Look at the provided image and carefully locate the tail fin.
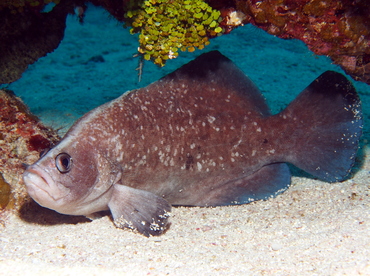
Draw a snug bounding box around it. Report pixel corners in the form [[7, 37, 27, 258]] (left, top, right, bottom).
[[280, 71, 362, 182]]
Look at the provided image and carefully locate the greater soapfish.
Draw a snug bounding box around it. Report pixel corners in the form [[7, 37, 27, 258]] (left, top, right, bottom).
[[23, 51, 363, 236]]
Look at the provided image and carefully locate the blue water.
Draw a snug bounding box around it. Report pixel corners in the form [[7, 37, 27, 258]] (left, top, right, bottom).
[[6, 4, 370, 141]]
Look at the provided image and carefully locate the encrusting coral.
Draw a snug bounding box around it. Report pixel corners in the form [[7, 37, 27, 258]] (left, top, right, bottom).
[[0, 90, 60, 215], [229, 0, 370, 85], [1, 0, 369, 85], [0, 0, 75, 84], [124, 0, 223, 66]]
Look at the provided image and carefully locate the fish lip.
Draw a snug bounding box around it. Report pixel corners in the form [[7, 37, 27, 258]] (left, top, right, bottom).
[[23, 164, 70, 203]]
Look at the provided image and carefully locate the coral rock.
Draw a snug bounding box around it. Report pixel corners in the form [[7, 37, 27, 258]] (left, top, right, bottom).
[[1, 0, 369, 85], [222, 0, 370, 84], [0, 0, 74, 84], [0, 90, 60, 213]]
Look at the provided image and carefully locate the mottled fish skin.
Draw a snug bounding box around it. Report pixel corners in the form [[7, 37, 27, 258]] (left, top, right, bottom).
[[23, 51, 363, 236]]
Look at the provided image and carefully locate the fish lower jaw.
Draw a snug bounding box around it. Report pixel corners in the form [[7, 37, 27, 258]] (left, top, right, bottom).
[[23, 171, 70, 205]]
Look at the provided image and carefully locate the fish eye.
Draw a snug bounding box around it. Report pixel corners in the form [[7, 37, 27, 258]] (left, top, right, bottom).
[[55, 153, 73, 173]]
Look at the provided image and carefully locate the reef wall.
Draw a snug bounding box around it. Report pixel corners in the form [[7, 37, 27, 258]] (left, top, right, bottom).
[[0, 90, 60, 214], [223, 0, 370, 85], [0, 0, 369, 85]]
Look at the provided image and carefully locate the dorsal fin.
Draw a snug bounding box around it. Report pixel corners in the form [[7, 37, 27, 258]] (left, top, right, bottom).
[[158, 50, 271, 117]]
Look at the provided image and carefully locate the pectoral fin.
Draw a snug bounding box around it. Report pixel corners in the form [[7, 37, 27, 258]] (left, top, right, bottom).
[[108, 184, 171, 237]]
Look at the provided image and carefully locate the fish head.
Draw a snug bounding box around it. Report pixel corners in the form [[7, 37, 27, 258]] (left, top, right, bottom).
[[23, 144, 121, 216]]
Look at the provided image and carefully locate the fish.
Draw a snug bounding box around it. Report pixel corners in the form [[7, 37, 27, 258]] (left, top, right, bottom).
[[23, 51, 363, 236]]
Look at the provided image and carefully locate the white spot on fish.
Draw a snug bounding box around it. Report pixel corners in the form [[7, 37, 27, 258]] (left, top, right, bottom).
[[197, 162, 202, 171], [207, 116, 216, 124], [233, 139, 242, 148], [117, 152, 124, 162]]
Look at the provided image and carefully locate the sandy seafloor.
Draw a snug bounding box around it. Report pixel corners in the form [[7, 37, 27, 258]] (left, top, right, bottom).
[[1, 4, 370, 275]]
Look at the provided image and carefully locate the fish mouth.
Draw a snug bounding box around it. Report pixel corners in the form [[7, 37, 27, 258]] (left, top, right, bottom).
[[23, 165, 70, 207]]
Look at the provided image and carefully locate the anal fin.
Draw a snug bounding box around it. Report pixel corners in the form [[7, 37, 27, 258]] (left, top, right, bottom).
[[108, 184, 171, 237]]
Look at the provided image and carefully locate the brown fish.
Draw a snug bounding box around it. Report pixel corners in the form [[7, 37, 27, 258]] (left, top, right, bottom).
[[23, 51, 362, 236]]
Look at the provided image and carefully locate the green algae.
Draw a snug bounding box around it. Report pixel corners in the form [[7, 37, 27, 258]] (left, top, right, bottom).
[[124, 0, 223, 66]]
